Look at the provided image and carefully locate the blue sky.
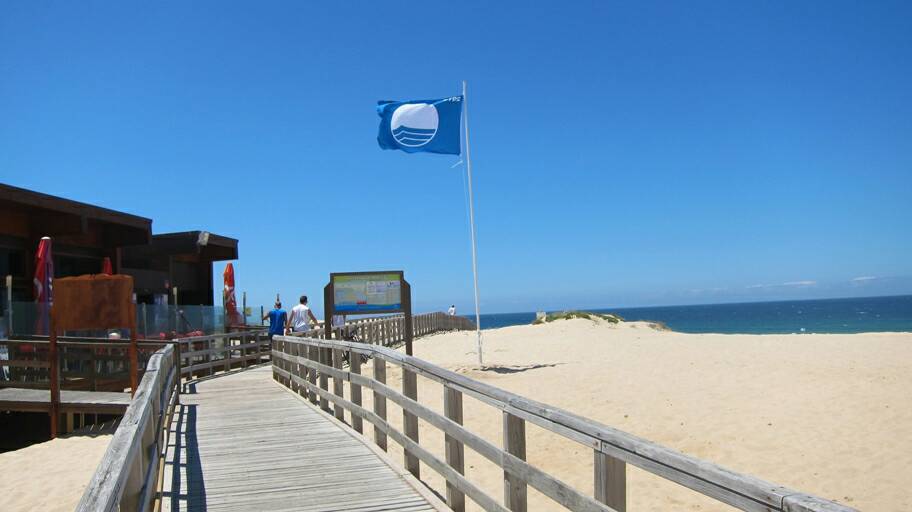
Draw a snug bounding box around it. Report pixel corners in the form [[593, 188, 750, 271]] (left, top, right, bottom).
[[2, 1, 910, 315]]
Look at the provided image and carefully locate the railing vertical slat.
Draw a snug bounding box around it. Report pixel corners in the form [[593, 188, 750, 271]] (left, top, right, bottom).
[[318, 347, 330, 412], [403, 367, 420, 478], [307, 343, 318, 404], [373, 355, 388, 450], [332, 347, 344, 421], [350, 349, 363, 433], [595, 449, 626, 511], [289, 339, 299, 394], [444, 385, 466, 512], [503, 412, 528, 512]]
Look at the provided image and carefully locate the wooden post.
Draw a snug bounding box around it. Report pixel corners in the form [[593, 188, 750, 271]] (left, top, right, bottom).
[[444, 385, 466, 512], [295, 343, 306, 398], [595, 450, 626, 511], [241, 333, 248, 369], [402, 281, 413, 355], [49, 310, 59, 438], [307, 344, 318, 404], [403, 367, 420, 478], [141, 302, 147, 339], [503, 412, 528, 511], [172, 286, 179, 333], [350, 349, 363, 433], [289, 340, 299, 394], [5, 275, 12, 335], [373, 356, 387, 450], [173, 342, 181, 404], [223, 335, 231, 374], [129, 304, 138, 395], [332, 347, 344, 421], [319, 347, 330, 412], [272, 337, 281, 383]]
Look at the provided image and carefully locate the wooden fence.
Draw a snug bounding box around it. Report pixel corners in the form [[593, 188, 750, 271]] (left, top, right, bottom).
[[76, 344, 179, 512], [1, 338, 171, 394], [0, 331, 270, 391], [288, 311, 475, 345], [271, 336, 857, 512], [176, 330, 270, 378]]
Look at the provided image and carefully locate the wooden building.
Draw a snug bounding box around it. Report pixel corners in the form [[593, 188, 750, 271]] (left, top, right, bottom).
[[0, 183, 237, 308]]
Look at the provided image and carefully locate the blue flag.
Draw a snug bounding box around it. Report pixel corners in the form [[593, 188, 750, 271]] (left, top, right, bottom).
[[377, 96, 463, 155]]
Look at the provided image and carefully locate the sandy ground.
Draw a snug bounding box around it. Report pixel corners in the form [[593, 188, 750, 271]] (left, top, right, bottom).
[[0, 432, 111, 511], [354, 319, 911, 511]]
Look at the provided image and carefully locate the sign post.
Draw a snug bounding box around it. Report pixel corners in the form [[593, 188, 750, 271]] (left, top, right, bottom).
[[324, 271, 413, 354]]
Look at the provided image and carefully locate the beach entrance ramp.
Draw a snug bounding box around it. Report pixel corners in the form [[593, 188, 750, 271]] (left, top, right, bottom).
[[160, 365, 443, 511]]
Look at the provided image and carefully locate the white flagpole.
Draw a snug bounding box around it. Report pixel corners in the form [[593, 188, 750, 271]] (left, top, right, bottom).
[[462, 80, 483, 366]]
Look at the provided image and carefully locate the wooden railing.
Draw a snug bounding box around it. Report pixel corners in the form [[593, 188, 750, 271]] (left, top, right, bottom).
[[175, 330, 270, 379], [288, 311, 475, 345], [76, 344, 179, 512], [0, 338, 171, 392], [0, 330, 270, 390], [271, 336, 857, 512]]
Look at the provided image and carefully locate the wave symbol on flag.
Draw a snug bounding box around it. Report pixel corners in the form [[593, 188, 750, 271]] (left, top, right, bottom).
[[391, 103, 438, 147]]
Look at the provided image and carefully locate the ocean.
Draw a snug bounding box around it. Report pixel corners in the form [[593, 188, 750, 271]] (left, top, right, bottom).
[[470, 295, 912, 334]]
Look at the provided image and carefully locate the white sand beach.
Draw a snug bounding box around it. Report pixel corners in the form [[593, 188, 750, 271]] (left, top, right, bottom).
[[0, 432, 111, 512], [368, 319, 912, 511]]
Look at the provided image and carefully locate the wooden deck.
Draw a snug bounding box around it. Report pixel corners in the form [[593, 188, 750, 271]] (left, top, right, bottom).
[[0, 387, 131, 414], [161, 365, 444, 512]]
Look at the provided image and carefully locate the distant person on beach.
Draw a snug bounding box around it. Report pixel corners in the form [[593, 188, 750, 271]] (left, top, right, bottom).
[[288, 295, 318, 333], [263, 301, 287, 339], [448, 304, 456, 316]]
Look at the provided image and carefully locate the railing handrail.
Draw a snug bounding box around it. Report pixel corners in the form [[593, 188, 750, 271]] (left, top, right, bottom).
[[174, 329, 263, 344], [272, 336, 856, 512], [285, 311, 474, 343], [77, 344, 178, 512]]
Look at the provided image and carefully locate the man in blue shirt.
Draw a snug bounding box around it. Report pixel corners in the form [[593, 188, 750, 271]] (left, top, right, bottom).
[[263, 301, 287, 339]]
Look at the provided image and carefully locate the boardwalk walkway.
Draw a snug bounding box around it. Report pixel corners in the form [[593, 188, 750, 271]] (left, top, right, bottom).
[[161, 365, 443, 512]]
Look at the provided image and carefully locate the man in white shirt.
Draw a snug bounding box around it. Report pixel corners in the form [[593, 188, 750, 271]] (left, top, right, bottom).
[[288, 295, 318, 333], [447, 304, 456, 316]]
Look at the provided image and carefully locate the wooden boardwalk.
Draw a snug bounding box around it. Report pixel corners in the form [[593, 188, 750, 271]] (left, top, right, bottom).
[[161, 365, 444, 512]]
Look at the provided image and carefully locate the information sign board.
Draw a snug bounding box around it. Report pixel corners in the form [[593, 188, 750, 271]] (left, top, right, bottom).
[[331, 271, 403, 314]]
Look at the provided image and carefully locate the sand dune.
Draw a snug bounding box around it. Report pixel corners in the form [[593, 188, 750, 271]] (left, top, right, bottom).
[[367, 319, 911, 511]]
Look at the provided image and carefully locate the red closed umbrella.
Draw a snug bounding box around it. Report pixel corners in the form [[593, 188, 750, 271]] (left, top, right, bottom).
[[33, 236, 54, 336], [223, 263, 241, 325]]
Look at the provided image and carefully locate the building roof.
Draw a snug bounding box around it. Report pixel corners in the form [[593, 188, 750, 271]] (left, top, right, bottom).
[[0, 182, 152, 245], [152, 231, 239, 261]]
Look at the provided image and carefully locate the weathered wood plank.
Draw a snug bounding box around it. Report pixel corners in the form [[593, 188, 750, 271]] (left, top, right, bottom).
[[351, 349, 363, 434], [503, 412, 528, 512], [403, 367, 420, 479], [444, 385, 466, 512], [595, 450, 625, 511], [374, 355, 388, 451], [157, 365, 440, 512], [332, 347, 345, 421]]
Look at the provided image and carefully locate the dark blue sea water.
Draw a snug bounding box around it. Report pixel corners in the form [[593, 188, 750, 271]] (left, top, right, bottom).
[[470, 295, 912, 334]]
